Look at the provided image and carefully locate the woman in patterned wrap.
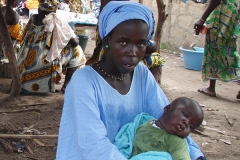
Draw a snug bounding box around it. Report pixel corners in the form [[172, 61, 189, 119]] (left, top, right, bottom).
[[194, 0, 240, 99], [17, 0, 86, 93]]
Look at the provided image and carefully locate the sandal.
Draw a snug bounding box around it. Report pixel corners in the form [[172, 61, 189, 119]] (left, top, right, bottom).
[[198, 88, 216, 97]]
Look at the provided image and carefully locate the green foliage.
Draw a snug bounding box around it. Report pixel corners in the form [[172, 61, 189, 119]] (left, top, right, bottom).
[[160, 42, 167, 49]]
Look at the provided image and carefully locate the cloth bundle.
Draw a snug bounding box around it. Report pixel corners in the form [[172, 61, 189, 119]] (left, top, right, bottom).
[[43, 12, 77, 62]]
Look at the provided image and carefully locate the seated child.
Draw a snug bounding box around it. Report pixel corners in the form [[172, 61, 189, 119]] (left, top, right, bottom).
[[141, 40, 165, 83], [131, 97, 204, 160], [1, 0, 22, 60]]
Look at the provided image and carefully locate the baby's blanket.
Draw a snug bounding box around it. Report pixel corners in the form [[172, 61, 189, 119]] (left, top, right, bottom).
[[113, 112, 172, 160]]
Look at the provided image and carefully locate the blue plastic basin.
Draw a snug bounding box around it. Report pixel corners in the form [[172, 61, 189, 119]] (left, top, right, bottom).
[[179, 47, 204, 71]]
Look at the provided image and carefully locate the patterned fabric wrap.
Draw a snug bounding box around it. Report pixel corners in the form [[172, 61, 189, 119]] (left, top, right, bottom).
[[202, 0, 240, 82], [90, 0, 100, 17], [80, 0, 91, 14], [38, 0, 58, 12], [42, 12, 77, 62], [8, 23, 22, 41], [98, 1, 155, 45], [141, 52, 166, 68], [1, 24, 22, 60], [17, 16, 86, 93]]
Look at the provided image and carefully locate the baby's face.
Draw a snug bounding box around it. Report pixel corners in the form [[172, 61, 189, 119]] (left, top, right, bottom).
[[163, 104, 203, 138]]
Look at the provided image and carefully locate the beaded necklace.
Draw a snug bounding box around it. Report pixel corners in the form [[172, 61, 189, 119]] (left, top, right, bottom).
[[96, 62, 126, 81]]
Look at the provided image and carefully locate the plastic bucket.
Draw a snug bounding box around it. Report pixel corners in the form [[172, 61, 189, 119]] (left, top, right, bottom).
[[179, 47, 204, 71], [78, 34, 89, 52]]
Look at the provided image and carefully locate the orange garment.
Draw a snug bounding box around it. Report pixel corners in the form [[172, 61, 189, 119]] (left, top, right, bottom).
[[26, 0, 39, 9], [8, 23, 22, 41]]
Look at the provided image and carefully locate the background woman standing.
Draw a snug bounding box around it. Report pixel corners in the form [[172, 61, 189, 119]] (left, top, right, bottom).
[[194, 0, 240, 99]]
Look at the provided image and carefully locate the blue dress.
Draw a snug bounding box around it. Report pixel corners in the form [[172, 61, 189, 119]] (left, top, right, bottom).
[[56, 63, 203, 160]]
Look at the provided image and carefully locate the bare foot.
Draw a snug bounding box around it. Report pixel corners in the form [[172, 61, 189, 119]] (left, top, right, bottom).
[[237, 91, 240, 100], [236, 81, 240, 85], [198, 88, 216, 97]]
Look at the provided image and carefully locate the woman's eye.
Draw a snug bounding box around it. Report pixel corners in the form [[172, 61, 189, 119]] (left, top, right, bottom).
[[120, 41, 127, 45], [138, 43, 145, 47]]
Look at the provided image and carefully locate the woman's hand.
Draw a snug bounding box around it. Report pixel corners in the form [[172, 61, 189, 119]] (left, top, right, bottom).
[[194, 19, 205, 35], [194, 0, 220, 35]]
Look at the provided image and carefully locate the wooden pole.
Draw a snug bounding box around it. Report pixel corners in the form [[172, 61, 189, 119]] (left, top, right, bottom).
[[166, 0, 172, 46], [154, 0, 168, 84], [154, 0, 168, 53], [0, 7, 21, 99]]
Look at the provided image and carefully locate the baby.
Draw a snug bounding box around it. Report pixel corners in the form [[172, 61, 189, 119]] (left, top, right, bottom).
[[132, 97, 204, 160]]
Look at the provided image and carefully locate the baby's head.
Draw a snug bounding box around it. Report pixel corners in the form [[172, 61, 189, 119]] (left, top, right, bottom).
[[159, 97, 203, 138]]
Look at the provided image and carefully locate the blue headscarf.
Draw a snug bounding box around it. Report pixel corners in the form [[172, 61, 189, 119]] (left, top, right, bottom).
[[98, 1, 155, 45]]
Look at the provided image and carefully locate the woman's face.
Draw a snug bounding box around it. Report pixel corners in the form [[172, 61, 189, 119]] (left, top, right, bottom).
[[105, 19, 149, 74]]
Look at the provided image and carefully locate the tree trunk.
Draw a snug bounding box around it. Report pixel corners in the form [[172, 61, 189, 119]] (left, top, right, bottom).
[[0, 7, 21, 99], [166, 0, 172, 46], [154, 0, 168, 84], [154, 0, 168, 53]]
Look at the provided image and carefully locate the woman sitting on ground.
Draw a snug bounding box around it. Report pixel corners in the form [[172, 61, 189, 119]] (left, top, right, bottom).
[[17, 0, 86, 93], [56, 1, 205, 159]]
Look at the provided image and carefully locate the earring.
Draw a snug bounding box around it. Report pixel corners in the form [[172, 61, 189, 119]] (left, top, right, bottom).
[[105, 45, 109, 49]]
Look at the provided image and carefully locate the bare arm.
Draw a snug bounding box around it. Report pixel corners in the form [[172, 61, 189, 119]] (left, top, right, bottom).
[[200, 0, 220, 21], [194, 0, 220, 35], [11, 11, 20, 25]]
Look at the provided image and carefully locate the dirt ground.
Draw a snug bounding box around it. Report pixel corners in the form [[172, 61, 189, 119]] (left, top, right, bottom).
[[0, 28, 240, 160]]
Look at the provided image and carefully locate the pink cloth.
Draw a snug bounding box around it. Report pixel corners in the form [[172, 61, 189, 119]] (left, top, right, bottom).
[[22, 2, 26, 8]]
